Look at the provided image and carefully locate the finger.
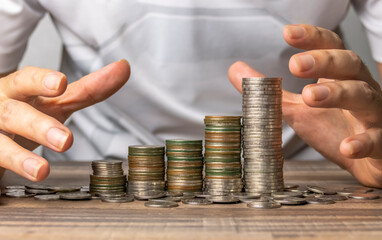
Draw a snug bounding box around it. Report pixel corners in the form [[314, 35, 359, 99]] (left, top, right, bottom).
[[289, 50, 378, 90], [302, 81, 382, 120], [283, 24, 345, 50], [42, 60, 130, 119], [0, 134, 50, 181], [340, 128, 382, 159], [0, 99, 73, 152], [1, 66, 67, 101], [228, 61, 264, 93]]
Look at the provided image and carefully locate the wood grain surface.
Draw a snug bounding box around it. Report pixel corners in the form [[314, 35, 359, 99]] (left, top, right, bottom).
[[1, 160, 381, 240]]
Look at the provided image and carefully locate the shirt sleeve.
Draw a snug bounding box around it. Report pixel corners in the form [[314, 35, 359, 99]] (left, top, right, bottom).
[[352, 0, 382, 63], [0, 0, 45, 73]]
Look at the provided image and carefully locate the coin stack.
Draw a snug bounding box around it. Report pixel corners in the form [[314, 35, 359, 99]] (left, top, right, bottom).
[[127, 145, 166, 194], [89, 160, 127, 196], [166, 139, 203, 193], [242, 77, 284, 194], [204, 116, 243, 194]]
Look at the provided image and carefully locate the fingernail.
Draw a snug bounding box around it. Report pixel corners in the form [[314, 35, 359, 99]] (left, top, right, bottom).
[[47, 128, 69, 149], [310, 85, 330, 101], [23, 158, 43, 178], [44, 72, 63, 91], [346, 140, 363, 155], [292, 54, 315, 72], [286, 25, 305, 39]]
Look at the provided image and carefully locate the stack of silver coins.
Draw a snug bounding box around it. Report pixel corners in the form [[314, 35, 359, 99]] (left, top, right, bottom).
[[242, 77, 284, 194], [127, 145, 166, 194], [89, 160, 127, 196], [204, 116, 243, 194], [166, 139, 203, 193]]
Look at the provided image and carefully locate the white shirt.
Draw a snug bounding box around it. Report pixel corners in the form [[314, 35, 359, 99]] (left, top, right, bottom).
[[0, 0, 382, 160]]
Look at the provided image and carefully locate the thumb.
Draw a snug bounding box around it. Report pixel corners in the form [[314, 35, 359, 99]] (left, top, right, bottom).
[[228, 61, 264, 93]]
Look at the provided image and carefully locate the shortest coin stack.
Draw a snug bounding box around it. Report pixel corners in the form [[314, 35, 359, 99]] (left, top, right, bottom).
[[166, 139, 203, 193], [128, 145, 166, 194], [89, 160, 127, 196]]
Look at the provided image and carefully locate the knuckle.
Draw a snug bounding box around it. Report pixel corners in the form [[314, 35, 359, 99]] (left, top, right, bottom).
[[346, 50, 363, 72], [0, 99, 16, 128], [323, 50, 335, 66], [360, 81, 377, 103]]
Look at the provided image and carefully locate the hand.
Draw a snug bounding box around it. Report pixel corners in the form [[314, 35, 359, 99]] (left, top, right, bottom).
[[228, 24, 382, 188], [0, 60, 130, 181]]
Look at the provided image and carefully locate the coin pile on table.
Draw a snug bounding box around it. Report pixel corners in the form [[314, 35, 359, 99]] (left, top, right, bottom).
[[127, 145, 166, 194], [242, 77, 284, 194], [89, 160, 127, 196], [166, 139, 203, 193], [204, 116, 243, 195]]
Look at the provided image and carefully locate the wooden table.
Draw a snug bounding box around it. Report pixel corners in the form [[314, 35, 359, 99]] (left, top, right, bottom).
[[1, 160, 381, 240]]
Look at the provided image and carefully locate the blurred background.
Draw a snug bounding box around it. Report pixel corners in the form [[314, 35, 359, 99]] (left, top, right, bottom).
[[19, 5, 380, 82]]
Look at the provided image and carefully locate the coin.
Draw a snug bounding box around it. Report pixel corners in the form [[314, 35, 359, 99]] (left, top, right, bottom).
[[34, 195, 60, 201], [305, 197, 335, 205], [271, 191, 303, 199], [207, 195, 240, 203], [5, 192, 35, 198], [59, 192, 92, 200], [26, 188, 56, 195], [348, 193, 380, 200], [101, 195, 134, 203], [274, 197, 307, 205], [182, 198, 213, 205], [247, 200, 282, 209], [134, 191, 166, 200], [316, 195, 348, 202], [306, 185, 337, 195], [144, 200, 179, 208], [6, 185, 26, 190]]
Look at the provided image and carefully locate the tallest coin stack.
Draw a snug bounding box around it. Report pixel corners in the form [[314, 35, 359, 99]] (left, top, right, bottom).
[[242, 77, 284, 194]]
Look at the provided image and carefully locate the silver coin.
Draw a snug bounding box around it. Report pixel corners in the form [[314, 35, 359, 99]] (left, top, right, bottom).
[[305, 197, 335, 205], [26, 188, 56, 195], [272, 191, 303, 199], [25, 184, 50, 190], [102, 195, 134, 203], [59, 192, 92, 200], [166, 191, 183, 197], [5, 192, 35, 198], [182, 198, 213, 205], [348, 193, 380, 200], [3, 189, 25, 194], [134, 191, 166, 200], [6, 185, 26, 190], [316, 195, 348, 201], [306, 185, 337, 195], [247, 200, 281, 209], [274, 197, 307, 205], [207, 195, 240, 203], [34, 194, 60, 201], [152, 196, 182, 202], [144, 200, 179, 208]]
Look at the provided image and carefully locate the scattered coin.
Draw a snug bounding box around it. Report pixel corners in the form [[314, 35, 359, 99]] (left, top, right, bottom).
[[348, 193, 380, 200], [305, 197, 335, 205], [144, 200, 179, 208], [5, 192, 35, 198], [6, 185, 26, 190], [134, 191, 166, 200], [26, 188, 56, 195], [207, 195, 239, 203], [247, 200, 281, 209], [34, 195, 60, 201], [102, 195, 134, 203], [182, 198, 213, 205], [274, 197, 307, 205], [306, 185, 337, 195], [59, 192, 92, 200], [25, 184, 50, 190], [272, 191, 303, 199], [316, 195, 348, 202]]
